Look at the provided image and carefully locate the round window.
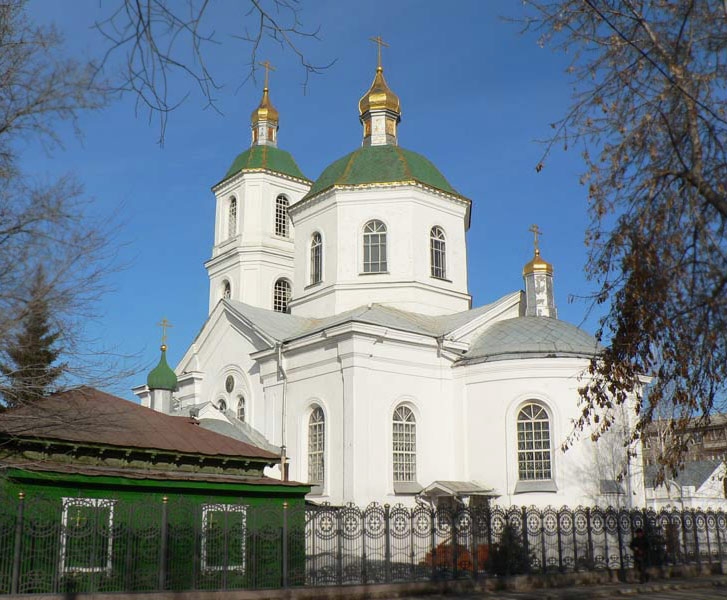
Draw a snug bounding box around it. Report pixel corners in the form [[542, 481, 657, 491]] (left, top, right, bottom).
[[225, 375, 235, 393]]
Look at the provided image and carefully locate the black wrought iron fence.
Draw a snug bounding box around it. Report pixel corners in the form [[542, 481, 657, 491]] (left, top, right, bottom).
[[1, 489, 726, 594]]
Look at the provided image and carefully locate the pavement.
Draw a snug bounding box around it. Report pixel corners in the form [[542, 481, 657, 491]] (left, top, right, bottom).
[[393, 574, 727, 599]]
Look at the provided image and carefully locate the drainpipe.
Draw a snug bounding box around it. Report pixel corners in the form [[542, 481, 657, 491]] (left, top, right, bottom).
[[277, 342, 289, 481]]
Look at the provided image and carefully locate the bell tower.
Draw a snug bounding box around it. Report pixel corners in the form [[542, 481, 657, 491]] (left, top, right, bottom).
[[205, 63, 311, 313]]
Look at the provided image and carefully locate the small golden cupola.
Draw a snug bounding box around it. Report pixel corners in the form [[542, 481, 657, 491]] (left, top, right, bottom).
[[250, 60, 279, 148], [522, 225, 557, 318], [359, 36, 401, 147]]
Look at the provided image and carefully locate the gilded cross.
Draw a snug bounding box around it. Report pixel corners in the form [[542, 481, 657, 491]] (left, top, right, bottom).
[[258, 60, 276, 88], [369, 35, 389, 69], [158, 318, 173, 346], [528, 224, 542, 252]]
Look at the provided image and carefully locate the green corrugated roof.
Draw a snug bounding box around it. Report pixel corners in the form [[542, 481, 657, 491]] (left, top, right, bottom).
[[223, 146, 309, 182], [303, 145, 460, 201]]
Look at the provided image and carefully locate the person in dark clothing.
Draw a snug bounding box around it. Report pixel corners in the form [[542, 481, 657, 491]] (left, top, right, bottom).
[[629, 528, 649, 583]]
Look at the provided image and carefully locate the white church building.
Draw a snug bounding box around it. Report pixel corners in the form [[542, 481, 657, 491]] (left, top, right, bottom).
[[134, 53, 645, 509]]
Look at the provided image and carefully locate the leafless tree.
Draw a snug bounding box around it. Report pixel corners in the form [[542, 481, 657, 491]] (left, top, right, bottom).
[[0, 1, 126, 408], [94, 0, 333, 144], [519, 1, 727, 482]]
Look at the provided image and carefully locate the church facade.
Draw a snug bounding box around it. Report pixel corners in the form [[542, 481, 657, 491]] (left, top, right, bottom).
[[135, 53, 645, 509]]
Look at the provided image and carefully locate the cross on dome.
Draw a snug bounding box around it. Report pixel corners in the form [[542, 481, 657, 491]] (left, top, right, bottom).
[[250, 59, 279, 147], [529, 224, 542, 254], [359, 36, 401, 147], [157, 317, 173, 349], [369, 35, 389, 71]]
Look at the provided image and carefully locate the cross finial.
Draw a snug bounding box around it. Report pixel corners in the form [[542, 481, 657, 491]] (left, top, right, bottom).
[[157, 317, 173, 347], [258, 60, 276, 89], [369, 35, 389, 70], [528, 224, 542, 253]]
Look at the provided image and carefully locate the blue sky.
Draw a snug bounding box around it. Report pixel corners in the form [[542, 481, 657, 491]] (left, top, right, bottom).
[[25, 0, 603, 400]]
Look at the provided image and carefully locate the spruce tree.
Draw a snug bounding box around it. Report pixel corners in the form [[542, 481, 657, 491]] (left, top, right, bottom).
[[0, 268, 65, 408]]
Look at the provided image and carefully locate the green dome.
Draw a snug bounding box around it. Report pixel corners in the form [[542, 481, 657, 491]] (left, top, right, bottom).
[[222, 145, 309, 183], [147, 346, 178, 391], [303, 145, 461, 201]]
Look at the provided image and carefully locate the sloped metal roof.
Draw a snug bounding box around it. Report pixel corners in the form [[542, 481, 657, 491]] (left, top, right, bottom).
[[645, 459, 723, 489], [0, 387, 278, 460], [460, 316, 600, 364]]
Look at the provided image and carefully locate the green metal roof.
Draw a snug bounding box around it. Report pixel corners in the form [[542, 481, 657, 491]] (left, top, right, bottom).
[[147, 348, 178, 391], [303, 145, 461, 201], [222, 145, 309, 182]]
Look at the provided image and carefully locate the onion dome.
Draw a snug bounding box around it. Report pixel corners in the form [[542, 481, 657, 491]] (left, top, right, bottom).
[[250, 87, 279, 128], [522, 248, 554, 276], [147, 344, 178, 391], [358, 66, 401, 117]]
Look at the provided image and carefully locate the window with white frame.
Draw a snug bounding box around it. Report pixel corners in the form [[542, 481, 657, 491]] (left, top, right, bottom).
[[237, 395, 245, 422], [392, 405, 416, 482], [273, 279, 291, 313], [201, 504, 247, 572], [60, 498, 115, 573], [310, 232, 322, 285], [275, 195, 289, 237], [517, 403, 552, 481], [430, 226, 446, 279], [363, 220, 387, 273], [227, 197, 237, 238], [308, 405, 325, 487]]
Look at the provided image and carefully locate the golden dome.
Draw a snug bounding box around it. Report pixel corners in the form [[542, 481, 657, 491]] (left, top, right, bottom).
[[251, 87, 279, 124], [358, 67, 401, 117], [523, 249, 553, 276]]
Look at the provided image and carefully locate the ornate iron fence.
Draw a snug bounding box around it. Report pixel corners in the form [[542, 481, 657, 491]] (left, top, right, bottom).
[[1, 490, 726, 594]]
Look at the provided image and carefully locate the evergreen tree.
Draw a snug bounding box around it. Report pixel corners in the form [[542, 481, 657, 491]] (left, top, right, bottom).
[[0, 268, 65, 408]]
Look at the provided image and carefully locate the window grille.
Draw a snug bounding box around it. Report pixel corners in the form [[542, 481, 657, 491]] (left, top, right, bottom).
[[228, 197, 237, 238], [430, 226, 446, 279], [60, 498, 115, 573], [273, 279, 291, 313], [275, 195, 289, 237], [201, 504, 247, 572], [392, 405, 416, 482], [308, 406, 325, 486], [363, 220, 387, 273], [517, 403, 552, 480], [310, 232, 322, 285]]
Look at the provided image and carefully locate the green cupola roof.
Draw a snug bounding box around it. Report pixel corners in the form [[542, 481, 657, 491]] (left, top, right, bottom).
[[222, 146, 309, 184], [147, 345, 178, 391], [302, 145, 463, 202]]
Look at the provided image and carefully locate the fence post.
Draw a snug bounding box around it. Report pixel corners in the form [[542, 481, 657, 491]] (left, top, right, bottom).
[[556, 510, 564, 573], [704, 513, 712, 565], [158, 496, 168, 591], [521, 506, 530, 574], [384, 504, 391, 583], [10, 491, 25, 595], [586, 508, 594, 569], [452, 507, 458, 579], [336, 508, 343, 585], [540, 510, 547, 574], [693, 510, 701, 566], [430, 507, 437, 581], [282, 502, 289, 588], [681, 509, 689, 562], [362, 509, 368, 585], [615, 510, 625, 573], [714, 512, 723, 563]]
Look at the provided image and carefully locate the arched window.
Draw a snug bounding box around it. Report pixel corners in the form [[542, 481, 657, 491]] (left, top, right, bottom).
[[392, 405, 416, 483], [217, 399, 227, 412], [517, 403, 552, 481], [222, 280, 231, 300], [308, 405, 325, 487], [310, 232, 322, 285], [430, 226, 446, 279], [363, 220, 387, 273], [273, 279, 291, 313], [227, 197, 237, 238], [237, 396, 245, 422], [275, 195, 289, 237]]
